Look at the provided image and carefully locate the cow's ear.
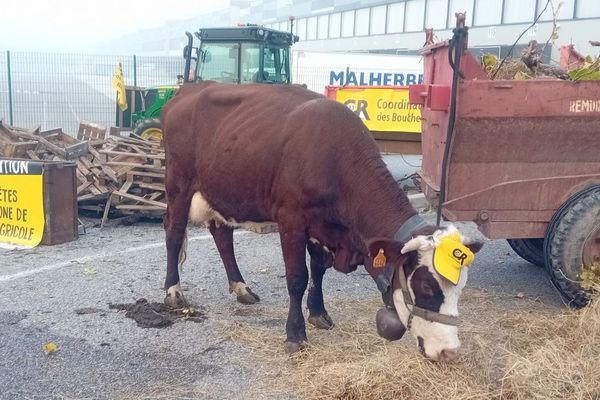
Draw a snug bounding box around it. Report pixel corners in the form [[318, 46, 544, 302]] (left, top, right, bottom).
[[464, 239, 484, 254], [365, 238, 406, 263], [401, 235, 435, 254], [366, 238, 394, 260]]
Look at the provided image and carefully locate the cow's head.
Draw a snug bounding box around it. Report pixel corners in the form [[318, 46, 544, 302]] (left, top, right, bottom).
[[368, 225, 483, 361]]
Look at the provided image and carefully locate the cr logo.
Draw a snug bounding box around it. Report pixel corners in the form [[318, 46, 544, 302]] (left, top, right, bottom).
[[343, 99, 370, 121], [452, 248, 468, 265]]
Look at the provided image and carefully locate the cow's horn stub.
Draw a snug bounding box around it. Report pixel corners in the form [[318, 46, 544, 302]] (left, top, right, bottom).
[[376, 308, 406, 341]]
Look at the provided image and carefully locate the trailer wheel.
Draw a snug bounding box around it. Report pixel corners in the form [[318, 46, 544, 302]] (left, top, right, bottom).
[[507, 238, 545, 268], [544, 185, 600, 308], [133, 118, 162, 141]]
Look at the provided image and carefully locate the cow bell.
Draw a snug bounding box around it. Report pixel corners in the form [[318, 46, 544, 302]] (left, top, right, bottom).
[[376, 307, 406, 341]]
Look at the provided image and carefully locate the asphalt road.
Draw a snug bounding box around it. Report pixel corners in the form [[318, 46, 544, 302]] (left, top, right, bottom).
[[0, 213, 564, 400]]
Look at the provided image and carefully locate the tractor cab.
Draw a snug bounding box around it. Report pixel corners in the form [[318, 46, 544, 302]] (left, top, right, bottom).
[[122, 24, 298, 140], [184, 25, 299, 85]]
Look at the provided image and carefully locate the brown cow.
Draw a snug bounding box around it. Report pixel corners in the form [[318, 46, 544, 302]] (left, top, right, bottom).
[[161, 82, 482, 361]]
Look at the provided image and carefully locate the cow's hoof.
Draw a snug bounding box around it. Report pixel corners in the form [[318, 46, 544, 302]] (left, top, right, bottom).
[[236, 288, 260, 304], [164, 284, 188, 309], [231, 282, 260, 305], [308, 313, 334, 330], [284, 340, 308, 354], [164, 293, 188, 308]]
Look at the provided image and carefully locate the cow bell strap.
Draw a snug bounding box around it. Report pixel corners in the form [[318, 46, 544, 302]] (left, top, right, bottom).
[[394, 213, 429, 243], [376, 261, 396, 310]]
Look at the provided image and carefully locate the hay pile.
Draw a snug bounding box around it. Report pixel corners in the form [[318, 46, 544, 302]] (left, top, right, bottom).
[[484, 40, 585, 81], [486, 58, 536, 81], [227, 289, 600, 400]]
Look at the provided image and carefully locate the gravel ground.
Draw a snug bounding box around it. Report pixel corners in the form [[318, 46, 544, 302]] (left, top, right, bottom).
[[0, 213, 564, 399]]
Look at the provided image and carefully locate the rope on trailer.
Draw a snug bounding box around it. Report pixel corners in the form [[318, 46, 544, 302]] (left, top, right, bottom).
[[436, 25, 468, 228]]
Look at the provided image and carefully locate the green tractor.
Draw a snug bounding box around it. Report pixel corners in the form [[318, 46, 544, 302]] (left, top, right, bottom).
[[129, 24, 299, 140], [130, 85, 177, 140]]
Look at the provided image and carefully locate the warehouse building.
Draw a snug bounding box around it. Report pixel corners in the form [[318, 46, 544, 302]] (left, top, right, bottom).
[[114, 0, 599, 62]]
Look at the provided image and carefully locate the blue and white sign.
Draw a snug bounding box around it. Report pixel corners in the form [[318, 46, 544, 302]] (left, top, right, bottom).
[[293, 51, 424, 93]]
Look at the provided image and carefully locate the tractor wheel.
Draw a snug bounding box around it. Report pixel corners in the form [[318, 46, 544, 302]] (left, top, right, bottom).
[[507, 238, 545, 268], [544, 185, 600, 308], [133, 118, 162, 141]]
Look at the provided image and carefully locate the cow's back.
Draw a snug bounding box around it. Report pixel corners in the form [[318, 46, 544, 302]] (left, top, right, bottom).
[[161, 82, 379, 223]]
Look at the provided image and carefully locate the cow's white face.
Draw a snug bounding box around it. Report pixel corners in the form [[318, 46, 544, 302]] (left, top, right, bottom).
[[394, 225, 481, 361]]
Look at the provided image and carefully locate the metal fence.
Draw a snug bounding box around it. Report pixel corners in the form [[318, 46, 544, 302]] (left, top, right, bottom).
[[0, 50, 449, 135], [0, 51, 185, 134]]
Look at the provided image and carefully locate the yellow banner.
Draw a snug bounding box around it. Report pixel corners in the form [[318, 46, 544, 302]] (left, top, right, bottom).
[[334, 87, 422, 133], [0, 160, 45, 247]]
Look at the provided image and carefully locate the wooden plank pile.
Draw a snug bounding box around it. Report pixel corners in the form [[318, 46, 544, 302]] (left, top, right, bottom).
[[0, 120, 166, 226], [0, 120, 279, 233]]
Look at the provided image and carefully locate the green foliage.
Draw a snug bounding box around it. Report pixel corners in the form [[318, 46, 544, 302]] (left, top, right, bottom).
[[568, 57, 600, 81]]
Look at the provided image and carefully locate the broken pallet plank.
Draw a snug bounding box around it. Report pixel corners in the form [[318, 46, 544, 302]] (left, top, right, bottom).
[[111, 191, 167, 208], [134, 181, 166, 191], [105, 162, 165, 173], [77, 180, 93, 195], [115, 204, 166, 211], [100, 149, 165, 160]]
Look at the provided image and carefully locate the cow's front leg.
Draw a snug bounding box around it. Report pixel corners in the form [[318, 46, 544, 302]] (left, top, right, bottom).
[[164, 188, 192, 308], [279, 225, 309, 353], [306, 241, 334, 330], [209, 221, 260, 304]]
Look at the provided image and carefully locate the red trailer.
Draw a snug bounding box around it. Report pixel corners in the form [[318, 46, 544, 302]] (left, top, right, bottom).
[[410, 16, 600, 307]]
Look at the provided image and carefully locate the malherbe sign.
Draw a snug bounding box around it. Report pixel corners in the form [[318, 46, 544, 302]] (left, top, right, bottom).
[[329, 70, 424, 86], [0, 159, 45, 247]]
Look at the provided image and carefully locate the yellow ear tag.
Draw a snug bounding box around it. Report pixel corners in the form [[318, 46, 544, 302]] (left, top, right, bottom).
[[373, 248, 387, 268], [433, 237, 475, 285]]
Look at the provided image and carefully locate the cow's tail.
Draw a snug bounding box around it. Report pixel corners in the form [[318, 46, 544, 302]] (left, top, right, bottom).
[[178, 231, 188, 273], [179, 192, 211, 272]]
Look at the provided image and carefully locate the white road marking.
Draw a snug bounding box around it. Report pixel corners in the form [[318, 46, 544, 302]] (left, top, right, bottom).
[[0, 231, 250, 283]]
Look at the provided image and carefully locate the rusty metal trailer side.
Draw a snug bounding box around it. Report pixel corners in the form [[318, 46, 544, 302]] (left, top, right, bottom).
[[410, 20, 600, 307], [412, 40, 600, 239]]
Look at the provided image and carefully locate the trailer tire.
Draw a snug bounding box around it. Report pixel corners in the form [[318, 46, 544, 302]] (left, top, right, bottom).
[[544, 185, 600, 308], [507, 238, 545, 268], [133, 118, 163, 141]]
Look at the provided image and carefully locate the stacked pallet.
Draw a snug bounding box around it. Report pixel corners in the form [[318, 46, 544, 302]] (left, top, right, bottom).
[[0, 122, 89, 160], [94, 135, 167, 225], [0, 121, 166, 226], [1, 121, 279, 233]]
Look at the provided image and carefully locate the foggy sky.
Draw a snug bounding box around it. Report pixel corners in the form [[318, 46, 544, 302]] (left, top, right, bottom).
[[1, 0, 229, 53]]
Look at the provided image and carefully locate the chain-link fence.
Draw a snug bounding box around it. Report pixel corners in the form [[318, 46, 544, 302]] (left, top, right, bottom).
[[0, 51, 185, 134], [0, 50, 437, 135], [0, 53, 9, 126]]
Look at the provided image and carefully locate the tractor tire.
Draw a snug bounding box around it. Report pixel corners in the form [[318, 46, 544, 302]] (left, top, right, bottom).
[[544, 185, 600, 308], [507, 238, 545, 268], [133, 118, 163, 141]]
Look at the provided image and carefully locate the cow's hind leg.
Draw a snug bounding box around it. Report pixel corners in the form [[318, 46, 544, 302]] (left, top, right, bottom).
[[279, 222, 309, 353], [209, 221, 260, 304], [306, 241, 334, 330], [164, 188, 193, 308]]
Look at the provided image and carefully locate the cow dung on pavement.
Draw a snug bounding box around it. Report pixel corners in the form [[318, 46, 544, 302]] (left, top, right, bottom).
[[109, 298, 206, 328]]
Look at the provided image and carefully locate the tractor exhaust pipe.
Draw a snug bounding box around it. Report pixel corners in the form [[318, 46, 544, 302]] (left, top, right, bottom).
[[289, 16, 295, 36], [183, 32, 194, 83]]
